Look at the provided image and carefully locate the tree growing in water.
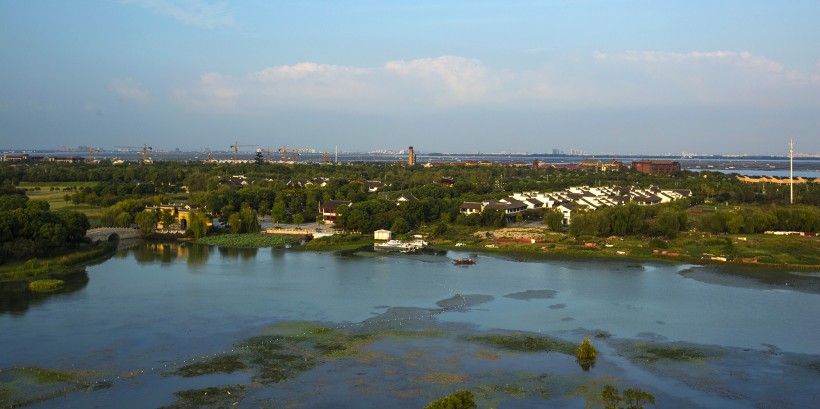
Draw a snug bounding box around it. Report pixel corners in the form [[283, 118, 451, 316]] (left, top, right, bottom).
[[424, 389, 476, 409], [601, 384, 656, 409], [576, 337, 597, 371]]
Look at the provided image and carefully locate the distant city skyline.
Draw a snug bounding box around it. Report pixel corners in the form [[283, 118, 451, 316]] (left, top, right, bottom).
[[1, 1, 819, 155]]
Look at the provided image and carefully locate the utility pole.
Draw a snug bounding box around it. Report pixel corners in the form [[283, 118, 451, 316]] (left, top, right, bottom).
[[789, 139, 794, 204]]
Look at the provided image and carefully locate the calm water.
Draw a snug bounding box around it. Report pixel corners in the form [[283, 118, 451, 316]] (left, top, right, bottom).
[[1, 242, 818, 407]]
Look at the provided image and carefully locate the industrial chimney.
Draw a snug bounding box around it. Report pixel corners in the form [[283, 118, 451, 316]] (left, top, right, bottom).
[[408, 146, 416, 166]]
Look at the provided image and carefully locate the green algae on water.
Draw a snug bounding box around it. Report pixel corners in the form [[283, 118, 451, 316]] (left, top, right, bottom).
[[466, 333, 576, 355]]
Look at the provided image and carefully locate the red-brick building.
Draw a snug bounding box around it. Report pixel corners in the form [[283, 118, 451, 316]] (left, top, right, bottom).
[[632, 160, 681, 174]]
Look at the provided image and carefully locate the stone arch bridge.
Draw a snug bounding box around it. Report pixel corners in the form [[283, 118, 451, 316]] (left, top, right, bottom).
[[86, 227, 142, 242]]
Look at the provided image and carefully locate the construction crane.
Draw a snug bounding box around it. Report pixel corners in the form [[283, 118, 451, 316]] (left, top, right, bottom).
[[199, 148, 213, 163], [277, 145, 311, 163], [229, 142, 258, 161], [88, 147, 100, 162], [114, 144, 152, 163]]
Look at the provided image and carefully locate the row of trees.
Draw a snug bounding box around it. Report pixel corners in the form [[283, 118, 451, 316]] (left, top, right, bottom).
[[5, 161, 816, 238], [699, 205, 818, 234], [0, 186, 90, 262], [569, 202, 690, 238], [5, 161, 816, 212]]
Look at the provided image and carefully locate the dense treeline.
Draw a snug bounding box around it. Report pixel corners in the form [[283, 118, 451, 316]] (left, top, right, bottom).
[[699, 205, 818, 234], [569, 201, 690, 238], [0, 183, 90, 263], [67, 181, 165, 207], [3, 161, 817, 236]]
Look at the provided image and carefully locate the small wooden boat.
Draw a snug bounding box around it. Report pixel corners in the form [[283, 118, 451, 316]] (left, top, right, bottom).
[[453, 258, 476, 265]]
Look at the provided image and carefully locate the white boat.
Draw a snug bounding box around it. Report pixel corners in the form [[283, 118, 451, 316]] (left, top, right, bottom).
[[374, 239, 427, 253]]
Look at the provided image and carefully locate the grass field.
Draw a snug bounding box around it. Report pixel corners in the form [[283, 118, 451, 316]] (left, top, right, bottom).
[[20, 182, 105, 226]]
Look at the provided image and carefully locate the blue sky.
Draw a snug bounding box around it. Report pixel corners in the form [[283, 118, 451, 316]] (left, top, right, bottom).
[[1, 0, 818, 155]]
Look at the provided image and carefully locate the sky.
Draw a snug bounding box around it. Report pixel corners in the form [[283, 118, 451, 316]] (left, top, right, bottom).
[[1, 0, 819, 155]]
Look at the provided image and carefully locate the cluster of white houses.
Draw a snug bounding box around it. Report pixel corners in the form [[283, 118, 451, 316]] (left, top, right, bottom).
[[460, 185, 691, 227]]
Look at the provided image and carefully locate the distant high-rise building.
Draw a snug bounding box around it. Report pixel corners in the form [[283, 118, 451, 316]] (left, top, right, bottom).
[[552, 148, 560, 155]]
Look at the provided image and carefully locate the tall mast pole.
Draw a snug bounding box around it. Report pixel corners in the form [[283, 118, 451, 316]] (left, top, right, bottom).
[[789, 139, 794, 204]]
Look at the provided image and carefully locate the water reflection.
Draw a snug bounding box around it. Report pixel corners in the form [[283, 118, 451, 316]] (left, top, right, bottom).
[[186, 243, 211, 267], [217, 246, 258, 259], [133, 241, 192, 264], [0, 270, 89, 315]]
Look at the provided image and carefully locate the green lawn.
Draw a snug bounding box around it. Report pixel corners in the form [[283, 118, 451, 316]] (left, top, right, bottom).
[[20, 182, 105, 226]]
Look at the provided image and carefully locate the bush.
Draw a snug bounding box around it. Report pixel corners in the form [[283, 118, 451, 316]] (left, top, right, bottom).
[[424, 390, 476, 409], [576, 338, 597, 371], [601, 384, 656, 409]]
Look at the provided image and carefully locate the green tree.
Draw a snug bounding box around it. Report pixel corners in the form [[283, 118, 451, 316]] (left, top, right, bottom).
[[271, 201, 286, 227], [391, 216, 411, 234], [293, 214, 304, 228], [227, 212, 242, 234], [114, 211, 133, 228], [725, 213, 744, 234], [424, 390, 476, 409], [652, 208, 687, 238], [544, 208, 564, 231], [601, 385, 656, 409], [227, 207, 260, 234], [576, 337, 597, 371], [479, 208, 506, 228], [159, 209, 176, 228], [187, 209, 209, 239], [135, 210, 158, 235], [239, 206, 260, 233]]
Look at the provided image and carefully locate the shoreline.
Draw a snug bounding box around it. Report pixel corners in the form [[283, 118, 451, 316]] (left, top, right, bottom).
[[0, 242, 117, 283]]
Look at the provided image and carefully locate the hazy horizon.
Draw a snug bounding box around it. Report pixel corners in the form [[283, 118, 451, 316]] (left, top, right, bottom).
[[1, 1, 818, 155]]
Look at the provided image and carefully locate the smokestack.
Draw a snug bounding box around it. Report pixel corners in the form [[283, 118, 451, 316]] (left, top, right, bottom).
[[408, 146, 416, 166]]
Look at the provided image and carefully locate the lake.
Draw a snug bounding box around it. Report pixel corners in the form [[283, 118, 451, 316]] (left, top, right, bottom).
[[1, 242, 818, 408]]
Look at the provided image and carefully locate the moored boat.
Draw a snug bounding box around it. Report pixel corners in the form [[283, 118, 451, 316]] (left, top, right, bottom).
[[374, 239, 427, 253], [453, 258, 476, 265]]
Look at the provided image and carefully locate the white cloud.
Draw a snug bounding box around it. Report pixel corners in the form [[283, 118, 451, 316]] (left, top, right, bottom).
[[173, 72, 239, 110], [585, 50, 820, 106], [253, 63, 369, 81], [384, 56, 492, 104], [124, 0, 234, 28], [109, 78, 149, 103], [250, 56, 494, 107], [170, 52, 820, 113]]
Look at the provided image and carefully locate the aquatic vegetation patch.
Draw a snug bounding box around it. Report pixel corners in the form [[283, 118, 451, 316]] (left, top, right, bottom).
[[171, 354, 247, 377], [196, 234, 300, 248], [28, 279, 65, 292], [261, 321, 336, 337], [0, 384, 11, 402], [477, 383, 529, 398], [473, 373, 562, 405], [503, 289, 558, 300], [415, 372, 469, 384], [382, 328, 448, 339], [465, 333, 576, 355], [0, 367, 110, 407], [626, 341, 720, 364], [160, 384, 246, 409], [17, 366, 80, 384]]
